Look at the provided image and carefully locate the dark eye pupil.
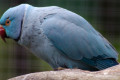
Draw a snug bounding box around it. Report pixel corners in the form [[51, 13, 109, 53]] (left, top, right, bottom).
[[7, 21, 9, 24]]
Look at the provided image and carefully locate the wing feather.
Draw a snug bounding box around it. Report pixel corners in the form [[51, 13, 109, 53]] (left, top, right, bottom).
[[41, 12, 118, 60]]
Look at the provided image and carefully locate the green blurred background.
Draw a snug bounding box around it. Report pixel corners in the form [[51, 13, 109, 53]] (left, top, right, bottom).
[[0, 0, 120, 80]]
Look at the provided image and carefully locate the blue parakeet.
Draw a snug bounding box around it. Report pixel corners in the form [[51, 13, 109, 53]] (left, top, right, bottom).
[[0, 4, 119, 71]]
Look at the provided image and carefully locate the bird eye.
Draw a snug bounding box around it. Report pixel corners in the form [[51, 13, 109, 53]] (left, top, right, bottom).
[[5, 19, 11, 26]]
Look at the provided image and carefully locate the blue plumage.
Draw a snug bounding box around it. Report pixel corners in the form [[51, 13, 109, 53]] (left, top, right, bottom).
[[0, 4, 119, 71], [41, 7, 119, 70], [0, 4, 25, 39]]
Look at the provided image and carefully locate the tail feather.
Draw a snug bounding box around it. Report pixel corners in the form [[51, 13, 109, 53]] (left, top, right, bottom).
[[96, 59, 119, 70]]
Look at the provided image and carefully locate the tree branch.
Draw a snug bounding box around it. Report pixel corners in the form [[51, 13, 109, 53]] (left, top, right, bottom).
[[9, 64, 120, 80]]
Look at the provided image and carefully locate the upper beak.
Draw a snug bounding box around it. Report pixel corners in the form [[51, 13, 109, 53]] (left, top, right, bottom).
[[0, 25, 6, 42]]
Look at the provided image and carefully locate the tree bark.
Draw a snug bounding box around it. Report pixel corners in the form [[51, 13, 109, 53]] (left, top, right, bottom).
[[9, 64, 120, 80]]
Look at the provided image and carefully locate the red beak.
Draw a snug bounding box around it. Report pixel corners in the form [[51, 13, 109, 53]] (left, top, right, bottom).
[[0, 25, 6, 42]]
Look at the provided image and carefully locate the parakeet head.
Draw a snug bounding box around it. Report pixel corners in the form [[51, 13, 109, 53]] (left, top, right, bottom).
[[0, 4, 26, 41]]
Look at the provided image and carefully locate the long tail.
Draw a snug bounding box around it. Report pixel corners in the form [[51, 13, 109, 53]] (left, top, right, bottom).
[[96, 58, 119, 70]]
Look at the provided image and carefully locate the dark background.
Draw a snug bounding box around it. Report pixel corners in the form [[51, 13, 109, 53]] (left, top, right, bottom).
[[0, 0, 120, 80]]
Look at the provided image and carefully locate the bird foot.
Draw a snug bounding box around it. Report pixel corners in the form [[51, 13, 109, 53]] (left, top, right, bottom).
[[54, 67, 66, 71]]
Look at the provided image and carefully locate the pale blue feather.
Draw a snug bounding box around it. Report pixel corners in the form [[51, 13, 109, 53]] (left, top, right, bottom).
[[41, 13, 118, 60]]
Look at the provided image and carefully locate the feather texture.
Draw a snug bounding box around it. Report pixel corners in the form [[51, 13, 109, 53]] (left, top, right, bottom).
[[0, 4, 119, 71]]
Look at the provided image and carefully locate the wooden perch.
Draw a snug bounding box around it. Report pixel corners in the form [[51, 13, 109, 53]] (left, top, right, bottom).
[[9, 64, 120, 80]]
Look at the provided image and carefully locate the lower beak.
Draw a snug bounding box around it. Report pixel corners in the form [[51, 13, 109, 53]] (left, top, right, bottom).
[[0, 25, 6, 42]]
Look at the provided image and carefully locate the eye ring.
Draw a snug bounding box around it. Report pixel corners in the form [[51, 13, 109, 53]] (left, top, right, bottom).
[[5, 19, 11, 26]]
